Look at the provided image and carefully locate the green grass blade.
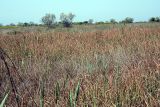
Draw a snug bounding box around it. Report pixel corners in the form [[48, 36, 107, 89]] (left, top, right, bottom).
[[93, 91, 96, 107], [55, 82, 60, 104], [74, 81, 80, 107], [69, 91, 73, 107], [40, 81, 44, 107], [0, 93, 9, 107], [74, 82, 80, 102]]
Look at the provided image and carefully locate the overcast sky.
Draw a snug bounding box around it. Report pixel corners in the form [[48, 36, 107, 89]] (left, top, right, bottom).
[[0, 0, 160, 24]]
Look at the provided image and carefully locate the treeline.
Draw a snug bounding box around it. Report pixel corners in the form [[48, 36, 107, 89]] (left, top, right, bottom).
[[149, 17, 160, 22], [0, 13, 160, 28]]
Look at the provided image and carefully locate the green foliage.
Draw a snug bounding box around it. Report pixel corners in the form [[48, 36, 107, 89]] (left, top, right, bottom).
[[96, 21, 105, 24], [149, 17, 160, 22], [0, 93, 9, 107], [68, 90, 73, 107], [149, 17, 156, 22], [68, 82, 80, 107], [83, 21, 88, 24], [74, 82, 80, 103], [9, 23, 16, 26], [29, 21, 36, 26], [23, 22, 30, 27], [88, 19, 94, 24], [55, 82, 60, 104], [122, 17, 134, 23], [0, 26, 17, 29], [110, 19, 117, 24], [17, 22, 24, 26], [73, 22, 83, 25], [155, 17, 160, 22], [60, 13, 75, 27], [40, 80, 44, 107], [41, 13, 56, 28], [16, 22, 37, 27]]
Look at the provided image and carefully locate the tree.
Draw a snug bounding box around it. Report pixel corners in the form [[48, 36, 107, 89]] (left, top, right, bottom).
[[149, 17, 156, 22], [29, 21, 35, 26], [83, 21, 88, 24], [110, 19, 117, 24], [149, 17, 160, 22], [105, 21, 110, 24], [96, 21, 105, 24], [23, 22, 30, 26], [123, 17, 134, 23], [10, 23, 16, 26], [41, 13, 56, 28], [60, 13, 75, 27], [155, 17, 160, 22], [88, 19, 93, 24], [17, 22, 23, 26], [77, 22, 83, 25]]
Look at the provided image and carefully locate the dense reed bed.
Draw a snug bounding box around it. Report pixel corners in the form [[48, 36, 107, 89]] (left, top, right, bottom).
[[0, 24, 160, 106]]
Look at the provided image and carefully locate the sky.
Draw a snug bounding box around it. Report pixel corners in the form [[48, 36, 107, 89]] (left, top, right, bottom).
[[0, 0, 160, 25]]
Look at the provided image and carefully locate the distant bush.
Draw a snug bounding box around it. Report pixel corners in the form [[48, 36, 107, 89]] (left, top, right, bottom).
[[74, 22, 83, 25], [110, 19, 117, 24], [41, 13, 56, 28], [105, 21, 110, 24], [10, 23, 16, 26], [73, 20, 93, 25], [83, 21, 88, 24], [88, 19, 93, 24], [96, 21, 105, 24], [60, 13, 75, 27], [17, 22, 38, 27], [149, 17, 160, 22], [17, 22, 24, 26], [23, 22, 30, 27], [155, 17, 160, 22], [29, 22, 38, 26], [122, 17, 134, 23], [149, 17, 156, 22]]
